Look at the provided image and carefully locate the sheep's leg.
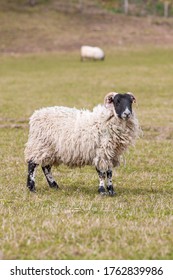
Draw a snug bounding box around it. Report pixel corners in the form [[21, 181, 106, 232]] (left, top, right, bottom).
[[106, 169, 116, 196], [96, 168, 106, 194], [27, 160, 38, 192], [42, 165, 59, 189]]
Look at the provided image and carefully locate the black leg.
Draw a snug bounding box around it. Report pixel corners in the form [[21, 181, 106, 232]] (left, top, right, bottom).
[[27, 161, 38, 192], [42, 165, 58, 189], [107, 169, 116, 196], [96, 168, 107, 194]]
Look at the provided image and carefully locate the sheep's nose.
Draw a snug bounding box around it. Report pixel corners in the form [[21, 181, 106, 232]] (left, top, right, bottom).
[[122, 108, 131, 119], [124, 111, 131, 118]]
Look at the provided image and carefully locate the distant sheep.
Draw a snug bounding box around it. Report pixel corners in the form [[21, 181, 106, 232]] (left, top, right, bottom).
[[80, 45, 105, 61], [25, 92, 140, 195]]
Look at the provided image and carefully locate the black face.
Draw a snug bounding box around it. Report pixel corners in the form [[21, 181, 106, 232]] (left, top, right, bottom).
[[113, 93, 133, 120]]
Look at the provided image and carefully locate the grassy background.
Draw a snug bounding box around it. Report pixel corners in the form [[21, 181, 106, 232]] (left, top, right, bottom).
[[0, 1, 173, 260], [0, 48, 173, 260]]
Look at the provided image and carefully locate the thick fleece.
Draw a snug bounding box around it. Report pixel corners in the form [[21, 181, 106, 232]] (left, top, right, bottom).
[[24, 104, 140, 171]]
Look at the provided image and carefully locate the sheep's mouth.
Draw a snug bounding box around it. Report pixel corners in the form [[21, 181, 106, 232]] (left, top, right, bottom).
[[120, 109, 132, 120], [121, 114, 131, 120]]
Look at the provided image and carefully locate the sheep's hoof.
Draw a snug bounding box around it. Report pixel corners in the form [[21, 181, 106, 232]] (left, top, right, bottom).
[[27, 180, 36, 192], [98, 186, 107, 195], [107, 185, 116, 196], [108, 190, 116, 196], [49, 181, 59, 189], [28, 186, 36, 193]]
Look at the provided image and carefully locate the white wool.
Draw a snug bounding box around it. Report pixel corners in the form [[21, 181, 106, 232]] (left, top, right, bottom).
[[81, 46, 104, 60], [24, 103, 140, 171]]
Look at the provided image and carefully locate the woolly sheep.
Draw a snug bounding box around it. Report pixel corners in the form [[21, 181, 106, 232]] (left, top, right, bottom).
[[25, 92, 140, 195], [80, 45, 105, 61]]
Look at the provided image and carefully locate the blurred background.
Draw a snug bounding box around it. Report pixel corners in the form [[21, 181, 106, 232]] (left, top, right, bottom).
[[1, 0, 173, 54]]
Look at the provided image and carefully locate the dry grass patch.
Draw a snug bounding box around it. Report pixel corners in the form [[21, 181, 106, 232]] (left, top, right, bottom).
[[0, 48, 173, 259]]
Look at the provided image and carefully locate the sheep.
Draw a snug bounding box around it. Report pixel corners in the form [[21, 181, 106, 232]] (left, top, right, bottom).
[[24, 92, 140, 195], [80, 45, 105, 61]]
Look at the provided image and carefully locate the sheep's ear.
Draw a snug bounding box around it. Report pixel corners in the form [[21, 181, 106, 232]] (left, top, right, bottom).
[[104, 92, 118, 108], [127, 92, 136, 103]]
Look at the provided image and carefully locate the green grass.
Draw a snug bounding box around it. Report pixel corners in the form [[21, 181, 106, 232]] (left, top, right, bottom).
[[0, 48, 173, 259]]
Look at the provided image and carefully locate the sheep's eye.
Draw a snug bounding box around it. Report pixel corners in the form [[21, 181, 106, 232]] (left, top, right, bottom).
[[116, 99, 120, 105]]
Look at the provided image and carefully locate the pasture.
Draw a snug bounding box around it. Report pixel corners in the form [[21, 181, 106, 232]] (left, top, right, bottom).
[[0, 48, 173, 259]]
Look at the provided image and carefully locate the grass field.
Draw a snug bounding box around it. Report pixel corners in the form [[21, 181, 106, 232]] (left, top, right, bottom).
[[0, 47, 173, 260]]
